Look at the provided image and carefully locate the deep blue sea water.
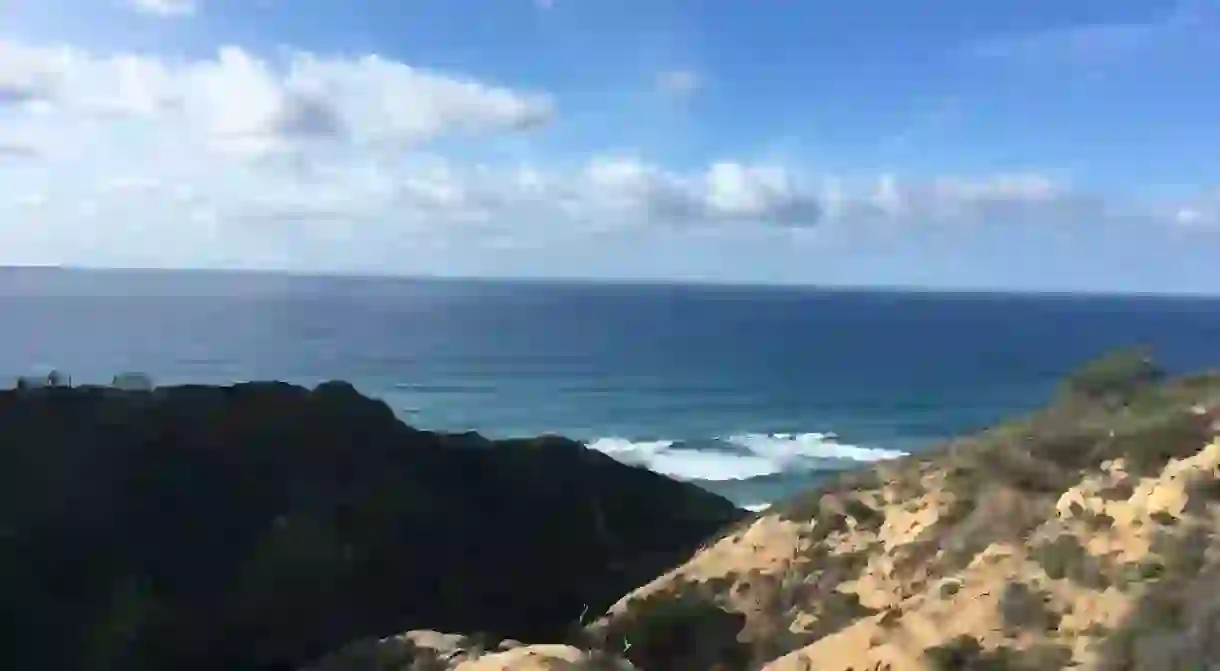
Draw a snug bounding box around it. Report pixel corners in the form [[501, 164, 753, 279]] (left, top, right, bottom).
[[4, 267, 1220, 507]]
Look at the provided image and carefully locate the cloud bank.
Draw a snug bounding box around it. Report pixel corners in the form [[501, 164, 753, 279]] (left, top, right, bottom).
[[0, 36, 1209, 276]]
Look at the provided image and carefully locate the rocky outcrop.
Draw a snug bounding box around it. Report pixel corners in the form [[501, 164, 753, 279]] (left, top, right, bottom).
[[0, 381, 742, 671], [568, 369, 1220, 670]]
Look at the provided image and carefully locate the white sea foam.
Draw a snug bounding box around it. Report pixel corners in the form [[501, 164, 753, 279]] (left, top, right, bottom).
[[585, 437, 771, 480], [585, 432, 908, 482], [743, 502, 773, 512], [724, 432, 908, 465]]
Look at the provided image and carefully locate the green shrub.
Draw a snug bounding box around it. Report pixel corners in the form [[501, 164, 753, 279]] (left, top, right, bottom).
[[771, 492, 823, 524], [998, 583, 1059, 634], [923, 635, 985, 670], [1062, 348, 1165, 405], [924, 636, 1071, 671], [1030, 535, 1111, 590], [599, 585, 748, 671], [1106, 409, 1214, 475], [842, 498, 885, 530]]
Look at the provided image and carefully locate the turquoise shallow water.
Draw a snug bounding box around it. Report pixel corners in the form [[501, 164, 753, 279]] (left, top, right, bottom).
[[4, 267, 1220, 507]]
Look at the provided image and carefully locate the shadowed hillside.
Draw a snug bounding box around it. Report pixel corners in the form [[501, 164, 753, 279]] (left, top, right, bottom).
[[0, 380, 743, 671]]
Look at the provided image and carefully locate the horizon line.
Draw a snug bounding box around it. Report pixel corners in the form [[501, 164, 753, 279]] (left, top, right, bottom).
[[1, 263, 1218, 300]]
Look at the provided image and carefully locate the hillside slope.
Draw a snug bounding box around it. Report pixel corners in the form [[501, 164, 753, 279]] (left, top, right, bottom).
[[574, 358, 1220, 670]]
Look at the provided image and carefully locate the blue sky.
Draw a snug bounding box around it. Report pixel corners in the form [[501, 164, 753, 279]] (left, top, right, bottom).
[[1, 0, 1218, 293]]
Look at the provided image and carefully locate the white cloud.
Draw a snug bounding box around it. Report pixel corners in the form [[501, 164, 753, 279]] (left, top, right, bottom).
[[572, 157, 820, 225], [1166, 190, 1220, 231], [1176, 208, 1204, 225], [656, 69, 702, 98], [127, 0, 199, 17], [814, 172, 1102, 227], [870, 174, 903, 218], [100, 176, 162, 193], [16, 192, 46, 208], [931, 173, 1062, 202], [0, 134, 1206, 273], [0, 40, 63, 105], [0, 39, 554, 158], [0, 142, 40, 159], [704, 163, 813, 221]]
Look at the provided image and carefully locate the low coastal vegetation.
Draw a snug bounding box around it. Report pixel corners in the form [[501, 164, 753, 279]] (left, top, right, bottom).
[[4, 348, 1220, 670]]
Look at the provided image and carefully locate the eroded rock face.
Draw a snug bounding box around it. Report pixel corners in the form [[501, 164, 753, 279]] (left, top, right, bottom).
[[0, 382, 742, 671]]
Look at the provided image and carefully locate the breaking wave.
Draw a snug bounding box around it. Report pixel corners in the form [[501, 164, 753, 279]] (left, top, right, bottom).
[[585, 431, 907, 482]]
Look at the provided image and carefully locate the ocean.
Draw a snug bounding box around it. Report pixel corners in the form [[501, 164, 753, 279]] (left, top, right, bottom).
[[3, 267, 1220, 508]]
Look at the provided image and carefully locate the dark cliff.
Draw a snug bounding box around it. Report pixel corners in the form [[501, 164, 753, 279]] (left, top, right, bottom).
[[0, 381, 743, 671]]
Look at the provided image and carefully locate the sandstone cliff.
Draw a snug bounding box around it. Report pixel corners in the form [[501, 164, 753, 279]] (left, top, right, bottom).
[[572, 364, 1220, 670]]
